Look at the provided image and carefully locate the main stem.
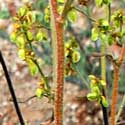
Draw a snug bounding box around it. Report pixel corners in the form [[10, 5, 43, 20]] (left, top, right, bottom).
[[110, 66, 119, 125], [110, 44, 125, 125], [50, 1, 64, 125]]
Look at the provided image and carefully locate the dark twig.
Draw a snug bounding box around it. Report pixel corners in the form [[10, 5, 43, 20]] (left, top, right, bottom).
[[9, 95, 36, 103], [0, 51, 25, 125], [101, 103, 109, 125], [74, 7, 96, 22]]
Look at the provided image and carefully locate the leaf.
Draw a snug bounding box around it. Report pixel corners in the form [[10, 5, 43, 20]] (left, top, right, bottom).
[[68, 10, 77, 23], [87, 92, 98, 101], [101, 96, 109, 107], [72, 51, 80, 63], [27, 31, 33, 41], [91, 28, 99, 41], [18, 49, 25, 60], [35, 88, 44, 98]]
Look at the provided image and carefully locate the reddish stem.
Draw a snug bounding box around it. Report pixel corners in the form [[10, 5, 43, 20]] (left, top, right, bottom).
[[110, 44, 125, 125], [110, 66, 119, 125], [50, 1, 64, 125]]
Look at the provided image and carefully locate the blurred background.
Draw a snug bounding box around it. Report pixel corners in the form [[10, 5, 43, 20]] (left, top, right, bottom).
[[0, 0, 125, 125]]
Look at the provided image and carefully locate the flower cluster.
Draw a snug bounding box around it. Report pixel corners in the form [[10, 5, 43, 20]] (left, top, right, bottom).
[[10, 3, 48, 75], [10, 3, 52, 100], [64, 38, 80, 76], [87, 75, 109, 107]]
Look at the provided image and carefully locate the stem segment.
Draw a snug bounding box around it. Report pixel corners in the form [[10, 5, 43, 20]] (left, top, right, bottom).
[[101, 44, 109, 125], [110, 44, 125, 125], [110, 66, 119, 125], [50, 1, 64, 125]]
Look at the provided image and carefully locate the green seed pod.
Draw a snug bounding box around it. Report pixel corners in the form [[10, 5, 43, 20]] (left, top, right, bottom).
[[16, 35, 25, 48], [27, 31, 33, 41], [36, 31, 43, 41], [72, 51, 80, 63], [101, 96, 109, 107], [100, 80, 106, 86], [18, 7, 27, 17], [35, 88, 44, 98], [87, 92, 98, 101], [92, 86, 100, 95], [10, 32, 17, 42], [18, 49, 26, 60], [88, 75, 96, 80], [27, 59, 38, 75]]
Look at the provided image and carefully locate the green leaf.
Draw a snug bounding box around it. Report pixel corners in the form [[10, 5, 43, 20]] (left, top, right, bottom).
[[72, 51, 80, 63], [35, 88, 44, 98], [27, 31, 33, 41], [91, 28, 99, 41], [101, 96, 109, 107], [18, 49, 25, 60], [68, 10, 77, 23], [87, 92, 98, 101], [95, 0, 103, 6]]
